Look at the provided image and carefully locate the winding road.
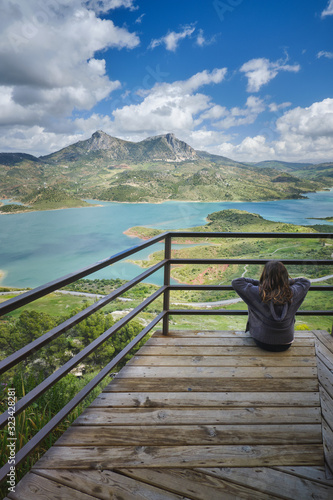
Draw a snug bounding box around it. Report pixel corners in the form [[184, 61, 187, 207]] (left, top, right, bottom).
[[1, 273, 332, 309]]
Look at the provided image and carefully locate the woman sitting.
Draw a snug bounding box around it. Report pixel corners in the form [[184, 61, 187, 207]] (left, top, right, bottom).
[[232, 260, 311, 352]]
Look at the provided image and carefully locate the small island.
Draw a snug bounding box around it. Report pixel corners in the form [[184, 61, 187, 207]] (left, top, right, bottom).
[[308, 216, 333, 222]]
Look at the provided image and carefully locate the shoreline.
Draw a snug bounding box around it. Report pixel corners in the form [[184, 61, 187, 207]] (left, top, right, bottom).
[[2, 185, 333, 214], [0, 202, 103, 215]]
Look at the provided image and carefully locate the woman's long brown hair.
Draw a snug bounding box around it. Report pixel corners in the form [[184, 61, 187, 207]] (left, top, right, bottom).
[[259, 260, 293, 304]]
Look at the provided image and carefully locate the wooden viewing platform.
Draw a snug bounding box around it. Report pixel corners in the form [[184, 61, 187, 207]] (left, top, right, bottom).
[[6, 329, 333, 500]]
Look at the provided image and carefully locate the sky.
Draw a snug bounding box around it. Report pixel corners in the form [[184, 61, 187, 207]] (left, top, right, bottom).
[[0, 0, 332, 163]]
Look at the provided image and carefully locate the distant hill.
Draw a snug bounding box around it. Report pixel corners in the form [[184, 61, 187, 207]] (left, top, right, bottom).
[[194, 150, 248, 168], [0, 131, 332, 207], [0, 152, 41, 166], [252, 160, 314, 170]]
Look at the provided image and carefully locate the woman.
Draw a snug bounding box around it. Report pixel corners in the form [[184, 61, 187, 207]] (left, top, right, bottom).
[[232, 260, 311, 351]]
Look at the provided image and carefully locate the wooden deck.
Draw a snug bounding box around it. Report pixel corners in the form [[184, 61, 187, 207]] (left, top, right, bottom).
[[6, 329, 333, 500]]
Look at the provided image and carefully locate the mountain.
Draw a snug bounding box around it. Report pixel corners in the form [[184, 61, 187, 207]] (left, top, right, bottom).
[[40, 131, 199, 164], [0, 131, 332, 207]]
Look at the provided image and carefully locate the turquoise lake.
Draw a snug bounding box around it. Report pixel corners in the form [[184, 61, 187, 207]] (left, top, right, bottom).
[[0, 189, 332, 288]]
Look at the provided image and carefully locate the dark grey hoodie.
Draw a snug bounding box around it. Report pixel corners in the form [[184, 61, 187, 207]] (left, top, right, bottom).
[[232, 277, 311, 344]]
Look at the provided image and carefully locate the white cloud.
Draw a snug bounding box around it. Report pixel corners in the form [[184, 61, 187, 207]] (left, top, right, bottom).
[[321, 0, 333, 17], [149, 25, 195, 52], [200, 105, 229, 120], [209, 98, 333, 163], [112, 68, 227, 134], [214, 96, 266, 129], [317, 50, 333, 59], [0, 1, 139, 130], [195, 29, 216, 47], [269, 102, 292, 112], [0, 0, 140, 155], [85, 0, 138, 13], [275, 98, 333, 138], [240, 57, 300, 92], [135, 13, 145, 24]]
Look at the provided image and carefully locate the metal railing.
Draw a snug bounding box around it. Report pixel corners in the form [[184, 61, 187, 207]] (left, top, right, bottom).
[[0, 231, 333, 483]]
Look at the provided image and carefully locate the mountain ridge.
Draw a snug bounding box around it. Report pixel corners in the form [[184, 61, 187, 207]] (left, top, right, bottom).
[[0, 130, 330, 168], [39, 130, 200, 164], [1, 131, 332, 207]]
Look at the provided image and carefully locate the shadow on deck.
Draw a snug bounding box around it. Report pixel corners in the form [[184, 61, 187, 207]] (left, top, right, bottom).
[[6, 329, 333, 500]]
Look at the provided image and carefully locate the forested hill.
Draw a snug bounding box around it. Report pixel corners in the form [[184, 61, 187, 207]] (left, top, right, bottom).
[[0, 131, 332, 208]]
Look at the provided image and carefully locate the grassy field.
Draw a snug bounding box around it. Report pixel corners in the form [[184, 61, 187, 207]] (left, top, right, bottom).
[[0, 292, 94, 319]]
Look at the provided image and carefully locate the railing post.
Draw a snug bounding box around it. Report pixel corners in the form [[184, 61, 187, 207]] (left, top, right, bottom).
[[163, 234, 171, 335]]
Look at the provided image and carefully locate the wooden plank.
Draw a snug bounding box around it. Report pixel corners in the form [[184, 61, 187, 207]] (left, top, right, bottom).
[[313, 330, 333, 354], [127, 354, 317, 367], [158, 330, 251, 337], [316, 341, 333, 370], [274, 466, 333, 486], [146, 337, 315, 347], [32, 444, 325, 469], [55, 423, 322, 446], [91, 391, 320, 408], [197, 466, 333, 500], [323, 418, 333, 477], [138, 345, 316, 357], [32, 469, 188, 500], [320, 387, 333, 430], [73, 406, 321, 425], [7, 472, 96, 500], [105, 376, 319, 392], [117, 467, 282, 500], [317, 357, 333, 400], [116, 365, 318, 379], [156, 330, 316, 338]]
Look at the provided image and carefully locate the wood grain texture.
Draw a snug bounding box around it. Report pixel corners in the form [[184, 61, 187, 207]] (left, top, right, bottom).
[[33, 444, 325, 469], [117, 467, 283, 500], [195, 466, 333, 500], [31, 469, 188, 500], [10, 329, 333, 499], [104, 376, 319, 392], [73, 406, 322, 425], [55, 423, 322, 446], [90, 390, 320, 408]]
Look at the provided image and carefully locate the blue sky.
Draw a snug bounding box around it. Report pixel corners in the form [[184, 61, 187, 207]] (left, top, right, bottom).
[[0, 0, 332, 162]]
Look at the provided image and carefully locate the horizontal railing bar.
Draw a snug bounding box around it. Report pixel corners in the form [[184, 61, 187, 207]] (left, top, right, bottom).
[[0, 286, 166, 429], [169, 285, 333, 291], [169, 309, 333, 316], [0, 232, 168, 316], [169, 258, 333, 265], [167, 231, 333, 239], [0, 311, 165, 484], [0, 260, 167, 374]]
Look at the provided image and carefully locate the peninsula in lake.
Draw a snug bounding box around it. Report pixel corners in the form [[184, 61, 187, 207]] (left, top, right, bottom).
[[1, 130, 332, 211]]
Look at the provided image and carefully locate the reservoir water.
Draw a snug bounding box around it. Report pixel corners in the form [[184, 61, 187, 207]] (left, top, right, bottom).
[[0, 189, 332, 288]]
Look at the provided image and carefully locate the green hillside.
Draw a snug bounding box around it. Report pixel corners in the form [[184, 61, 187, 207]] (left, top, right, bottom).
[[1, 131, 332, 207], [0, 187, 93, 212]]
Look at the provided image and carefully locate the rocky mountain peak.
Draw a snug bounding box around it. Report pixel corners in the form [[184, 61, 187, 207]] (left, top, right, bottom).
[[143, 133, 198, 161], [40, 131, 199, 163], [87, 130, 121, 151]]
